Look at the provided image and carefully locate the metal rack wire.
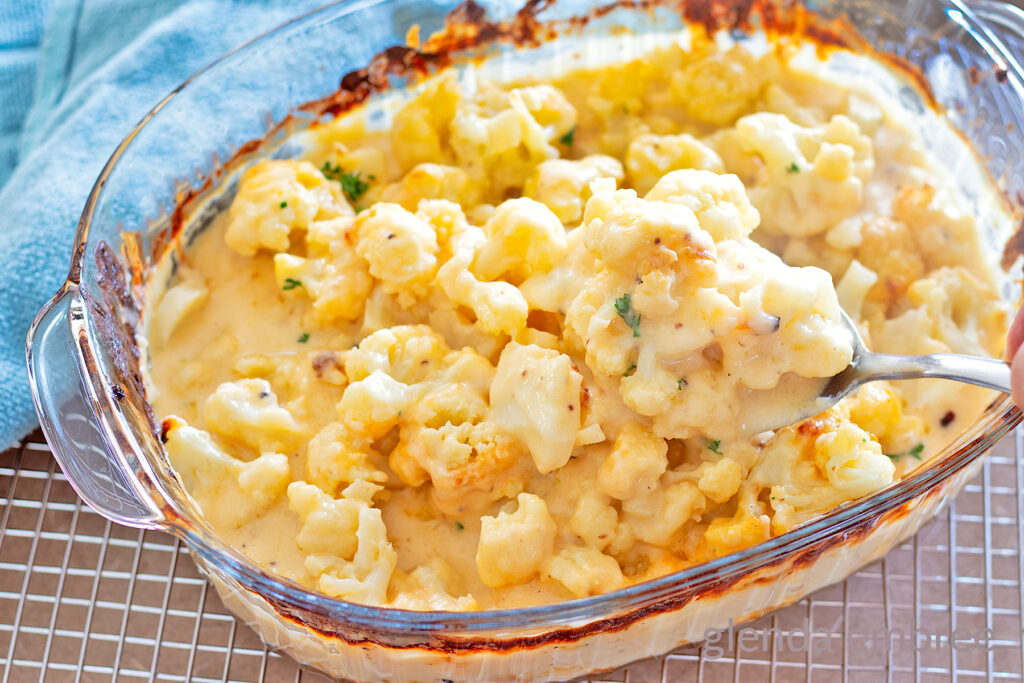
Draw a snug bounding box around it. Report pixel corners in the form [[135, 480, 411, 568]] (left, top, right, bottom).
[[2, 428, 1023, 682]]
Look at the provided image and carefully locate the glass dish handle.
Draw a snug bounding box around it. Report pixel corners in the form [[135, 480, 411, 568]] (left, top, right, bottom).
[[27, 288, 165, 529]]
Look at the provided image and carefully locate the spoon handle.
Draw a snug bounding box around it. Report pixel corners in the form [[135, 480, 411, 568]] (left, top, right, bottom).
[[857, 352, 1012, 393]]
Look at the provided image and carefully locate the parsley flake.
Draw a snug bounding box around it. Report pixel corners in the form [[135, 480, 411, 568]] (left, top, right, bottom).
[[707, 439, 723, 455], [559, 126, 576, 147], [614, 293, 642, 338], [625, 363, 637, 377], [677, 378, 685, 390], [297, 333, 310, 343], [321, 161, 370, 202], [787, 161, 800, 173], [454, 521, 465, 531], [886, 443, 924, 461], [282, 278, 302, 291], [279, 200, 288, 209]]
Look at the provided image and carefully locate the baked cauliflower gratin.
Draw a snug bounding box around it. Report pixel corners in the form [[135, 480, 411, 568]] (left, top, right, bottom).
[[147, 32, 1008, 610]]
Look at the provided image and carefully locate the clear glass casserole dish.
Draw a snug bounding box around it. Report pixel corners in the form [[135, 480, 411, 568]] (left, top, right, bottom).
[[24, 0, 1024, 680]]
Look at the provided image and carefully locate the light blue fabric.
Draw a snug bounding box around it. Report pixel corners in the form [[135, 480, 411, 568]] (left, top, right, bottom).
[[0, 0, 52, 187], [0, 0, 327, 449]]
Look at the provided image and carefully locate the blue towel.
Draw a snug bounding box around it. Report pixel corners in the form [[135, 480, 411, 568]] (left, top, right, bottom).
[[0, 0, 328, 450]]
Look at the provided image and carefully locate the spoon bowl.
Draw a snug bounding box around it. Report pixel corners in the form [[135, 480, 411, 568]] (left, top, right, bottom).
[[748, 310, 1012, 435]]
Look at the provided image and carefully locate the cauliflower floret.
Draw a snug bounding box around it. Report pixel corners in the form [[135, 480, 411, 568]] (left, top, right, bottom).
[[390, 72, 460, 170], [201, 379, 303, 452], [452, 82, 575, 163], [751, 410, 896, 534], [288, 480, 363, 559], [904, 266, 1006, 358], [569, 491, 618, 550], [289, 480, 397, 606], [401, 378, 491, 433], [846, 383, 925, 456], [473, 198, 567, 282], [597, 423, 668, 500], [582, 195, 715, 276], [519, 226, 601, 315], [352, 204, 439, 305], [415, 199, 471, 253], [225, 159, 353, 256], [390, 564, 478, 611], [449, 79, 576, 197], [734, 113, 874, 236], [327, 142, 387, 192], [340, 326, 507, 486], [344, 325, 449, 384], [273, 216, 373, 323], [542, 546, 625, 599], [150, 266, 208, 345], [702, 511, 771, 559], [382, 163, 478, 210], [163, 418, 290, 529], [644, 169, 760, 242], [476, 493, 557, 587], [524, 155, 624, 225], [564, 272, 642, 378], [509, 85, 578, 156], [814, 422, 895, 497], [621, 481, 706, 547], [893, 182, 991, 279], [694, 456, 743, 504], [437, 224, 529, 336], [490, 343, 583, 474], [305, 421, 387, 496], [874, 267, 1005, 359], [337, 370, 419, 439], [671, 45, 762, 126], [390, 420, 525, 515], [627, 134, 725, 195], [314, 504, 396, 605], [850, 215, 926, 309], [835, 259, 878, 321], [724, 261, 854, 388]]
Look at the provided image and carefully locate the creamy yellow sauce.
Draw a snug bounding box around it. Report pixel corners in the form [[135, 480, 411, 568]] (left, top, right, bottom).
[[146, 31, 1008, 610]]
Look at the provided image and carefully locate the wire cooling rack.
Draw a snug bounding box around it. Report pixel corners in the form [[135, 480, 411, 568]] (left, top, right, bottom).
[[2, 428, 1024, 682]]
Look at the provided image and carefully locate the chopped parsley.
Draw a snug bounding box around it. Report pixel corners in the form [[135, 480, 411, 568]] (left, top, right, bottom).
[[279, 200, 288, 209], [614, 293, 642, 338], [886, 443, 924, 461], [559, 126, 576, 147], [297, 333, 310, 343], [677, 378, 685, 390], [282, 278, 302, 291], [321, 161, 370, 202], [625, 363, 637, 377], [454, 521, 465, 531], [787, 161, 800, 173], [707, 439, 723, 455]]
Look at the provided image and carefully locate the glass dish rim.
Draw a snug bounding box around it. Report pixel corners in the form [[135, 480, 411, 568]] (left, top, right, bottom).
[[42, 0, 1024, 634]]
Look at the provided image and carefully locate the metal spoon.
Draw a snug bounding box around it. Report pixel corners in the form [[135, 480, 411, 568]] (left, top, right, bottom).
[[746, 310, 1011, 435]]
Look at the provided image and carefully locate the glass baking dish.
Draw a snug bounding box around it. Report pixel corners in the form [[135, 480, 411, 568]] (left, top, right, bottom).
[[24, 0, 1024, 680]]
